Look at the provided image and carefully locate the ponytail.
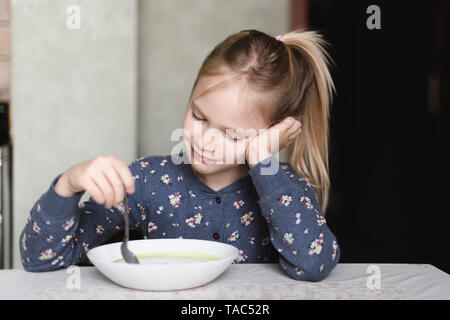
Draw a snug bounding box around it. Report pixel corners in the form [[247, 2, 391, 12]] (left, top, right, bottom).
[[283, 30, 336, 214]]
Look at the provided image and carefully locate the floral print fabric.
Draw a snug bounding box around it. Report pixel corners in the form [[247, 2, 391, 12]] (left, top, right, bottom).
[[20, 153, 340, 281]]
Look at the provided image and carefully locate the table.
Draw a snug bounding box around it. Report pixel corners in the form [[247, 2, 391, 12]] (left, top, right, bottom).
[[0, 264, 449, 299]]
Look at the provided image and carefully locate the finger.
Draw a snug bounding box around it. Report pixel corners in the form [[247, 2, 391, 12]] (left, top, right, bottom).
[[272, 118, 292, 131], [276, 120, 297, 146], [284, 116, 297, 126], [289, 121, 302, 135], [287, 118, 301, 131], [271, 117, 297, 139], [282, 135, 297, 149], [85, 178, 105, 206], [267, 124, 285, 145], [102, 163, 125, 207], [91, 172, 115, 208], [285, 124, 301, 142], [112, 160, 135, 194], [287, 124, 302, 141], [279, 123, 301, 148]]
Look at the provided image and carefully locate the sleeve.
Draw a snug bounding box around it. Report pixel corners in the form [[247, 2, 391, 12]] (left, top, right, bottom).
[[248, 155, 341, 282], [19, 159, 145, 272]]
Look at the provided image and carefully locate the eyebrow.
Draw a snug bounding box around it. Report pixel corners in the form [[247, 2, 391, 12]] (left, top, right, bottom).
[[192, 101, 239, 131]]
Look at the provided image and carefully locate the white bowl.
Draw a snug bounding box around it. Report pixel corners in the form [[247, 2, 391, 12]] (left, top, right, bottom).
[[86, 238, 239, 291]]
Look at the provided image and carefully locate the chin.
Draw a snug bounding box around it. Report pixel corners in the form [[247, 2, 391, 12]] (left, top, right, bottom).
[[190, 158, 219, 172], [187, 154, 223, 171], [190, 163, 214, 174]]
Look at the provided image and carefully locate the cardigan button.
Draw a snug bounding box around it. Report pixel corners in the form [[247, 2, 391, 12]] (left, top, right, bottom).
[[213, 233, 219, 240], [215, 196, 221, 204]]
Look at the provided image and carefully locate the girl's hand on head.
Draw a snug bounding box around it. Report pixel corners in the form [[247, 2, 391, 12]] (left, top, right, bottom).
[[245, 117, 302, 168], [55, 155, 136, 209]]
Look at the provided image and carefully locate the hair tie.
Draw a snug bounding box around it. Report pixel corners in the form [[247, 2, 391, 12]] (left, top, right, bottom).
[[275, 34, 284, 42]]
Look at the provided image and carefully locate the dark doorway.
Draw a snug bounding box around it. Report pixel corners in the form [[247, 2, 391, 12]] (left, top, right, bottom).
[[292, 0, 450, 273]]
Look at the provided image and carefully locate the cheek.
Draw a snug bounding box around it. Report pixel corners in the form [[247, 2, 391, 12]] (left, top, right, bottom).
[[235, 140, 247, 160], [223, 139, 246, 161], [181, 114, 190, 134], [184, 116, 206, 142], [182, 114, 198, 137], [181, 118, 194, 147]]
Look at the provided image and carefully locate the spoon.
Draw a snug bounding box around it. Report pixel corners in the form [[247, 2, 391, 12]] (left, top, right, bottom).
[[120, 193, 140, 264]]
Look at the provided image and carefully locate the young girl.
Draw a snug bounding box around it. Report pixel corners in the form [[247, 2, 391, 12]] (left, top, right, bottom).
[[20, 29, 340, 282]]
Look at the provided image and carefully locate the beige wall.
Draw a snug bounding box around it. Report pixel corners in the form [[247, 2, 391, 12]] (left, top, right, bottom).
[[0, 0, 10, 101], [10, 0, 137, 268], [138, 0, 290, 158]]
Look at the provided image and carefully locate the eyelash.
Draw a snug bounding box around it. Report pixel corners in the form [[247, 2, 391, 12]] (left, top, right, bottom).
[[191, 111, 205, 122], [192, 110, 239, 141]]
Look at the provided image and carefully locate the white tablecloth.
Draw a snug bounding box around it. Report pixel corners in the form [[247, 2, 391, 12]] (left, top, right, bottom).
[[0, 264, 449, 299]]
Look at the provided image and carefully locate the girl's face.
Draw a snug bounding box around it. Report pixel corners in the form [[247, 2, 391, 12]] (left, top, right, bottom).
[[182, 74, 270, 174]]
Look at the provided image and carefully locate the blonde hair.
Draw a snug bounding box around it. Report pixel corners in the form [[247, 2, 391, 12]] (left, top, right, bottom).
[[188, 29, 336, 213]]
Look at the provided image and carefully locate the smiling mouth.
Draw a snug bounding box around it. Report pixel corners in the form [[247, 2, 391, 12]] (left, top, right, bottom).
[[191, 146, 215, 164]]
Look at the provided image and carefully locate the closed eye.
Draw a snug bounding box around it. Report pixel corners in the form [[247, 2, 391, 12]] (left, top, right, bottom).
[[226, 135, 240, 142], [192, 108, 241, 141], [226, 131, 244, 142], [192, 111, 205, 121]]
